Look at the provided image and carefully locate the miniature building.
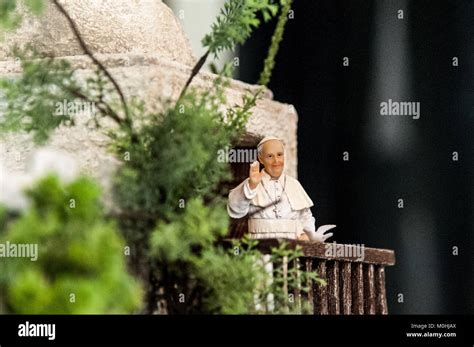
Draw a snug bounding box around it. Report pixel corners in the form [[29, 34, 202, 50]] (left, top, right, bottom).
[[0, 0, 298, 202], [0, 0, 395, 314]]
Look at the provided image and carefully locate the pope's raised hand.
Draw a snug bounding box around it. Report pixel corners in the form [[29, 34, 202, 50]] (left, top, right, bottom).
[[248, 161, 264, 189]]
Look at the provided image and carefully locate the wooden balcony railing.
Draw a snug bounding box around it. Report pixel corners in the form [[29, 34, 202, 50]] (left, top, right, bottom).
[[252, 239, 396, 315]]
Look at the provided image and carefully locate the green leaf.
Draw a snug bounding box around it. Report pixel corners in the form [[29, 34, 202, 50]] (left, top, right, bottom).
[[202, 0, 280, 57], [0, 49, 82, 144]]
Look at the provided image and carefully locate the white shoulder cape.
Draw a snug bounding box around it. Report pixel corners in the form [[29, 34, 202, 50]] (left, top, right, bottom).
[[250, 174, 314, 211]]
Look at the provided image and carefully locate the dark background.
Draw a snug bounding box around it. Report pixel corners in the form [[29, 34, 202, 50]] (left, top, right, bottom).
[[238, 0, 473, 314]]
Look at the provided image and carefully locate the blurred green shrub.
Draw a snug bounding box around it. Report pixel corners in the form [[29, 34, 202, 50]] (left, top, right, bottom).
[[0, 175, 143, 313]]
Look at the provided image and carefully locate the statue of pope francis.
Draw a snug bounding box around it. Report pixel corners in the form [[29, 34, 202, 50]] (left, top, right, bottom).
[[227, 136, 336, 242]]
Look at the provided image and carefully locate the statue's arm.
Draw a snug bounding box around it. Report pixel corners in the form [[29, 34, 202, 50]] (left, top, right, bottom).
[[300, 207, 316, 238], [227, 179, 258, 218]]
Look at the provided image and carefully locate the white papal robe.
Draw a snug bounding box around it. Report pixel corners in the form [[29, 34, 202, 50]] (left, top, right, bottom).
[[227, 170, 316, 240]]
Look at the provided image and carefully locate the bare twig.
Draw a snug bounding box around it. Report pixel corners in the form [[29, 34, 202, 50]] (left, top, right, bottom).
[[178, 50, 210, 100], [52, 0, 131, 127], [70, 89, 123, 126]]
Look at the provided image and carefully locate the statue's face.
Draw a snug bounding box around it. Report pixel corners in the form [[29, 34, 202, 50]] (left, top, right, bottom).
[[259, 140, 285, 178]]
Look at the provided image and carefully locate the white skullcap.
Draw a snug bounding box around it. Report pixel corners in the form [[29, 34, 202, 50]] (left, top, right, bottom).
[[257, 136, 285, 158], [257, 136, 283, 148]]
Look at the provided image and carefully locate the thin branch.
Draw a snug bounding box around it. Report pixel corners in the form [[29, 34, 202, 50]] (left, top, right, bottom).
[[70, 89, 123, 127], [51, 0, 131, 126], [258, 0, 293, 86], [70, 88, 138, 144], [178, 50, 210, 100]]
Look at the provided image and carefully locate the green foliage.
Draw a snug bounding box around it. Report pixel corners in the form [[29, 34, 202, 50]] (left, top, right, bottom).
[[0, 205, 8, 236], [0, 0, 322, 315], [193, 238, 265, 314], [227, 86, 264, 134], [0, 175, 143, 313], [149, 200, 325, 314], [112, 63, 260, 221], [0, 0, 21, 31], [0, 0, 44, 33], [258, 0, 293, 86], [23, 0, 44, 15], [113, 93, 231, 220], [261, 242, 326, 314], [0, 48, 132, 145], [202, 0, 279, 57], [110, 60, 273, 313], [150, 199, 229, 263], [0, 50, 80, 144], [150, 202, 264, 313]]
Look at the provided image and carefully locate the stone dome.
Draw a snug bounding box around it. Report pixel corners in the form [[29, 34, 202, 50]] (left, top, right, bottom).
[[0, 0, 196, 66]]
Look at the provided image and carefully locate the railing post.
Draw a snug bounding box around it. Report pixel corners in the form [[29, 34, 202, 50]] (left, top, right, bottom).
[[327, 261, 340, 314], [375, 266, 388, 314], [352, 262, 365, 314], [223, 239, 395, 315], [341, 262, 352, 315], [282, 255, 288, 313], [314, 260, 328, 314], [304, 258, 314, 313], [364, 264, 376, 314], [293, 258, 302, 313]]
